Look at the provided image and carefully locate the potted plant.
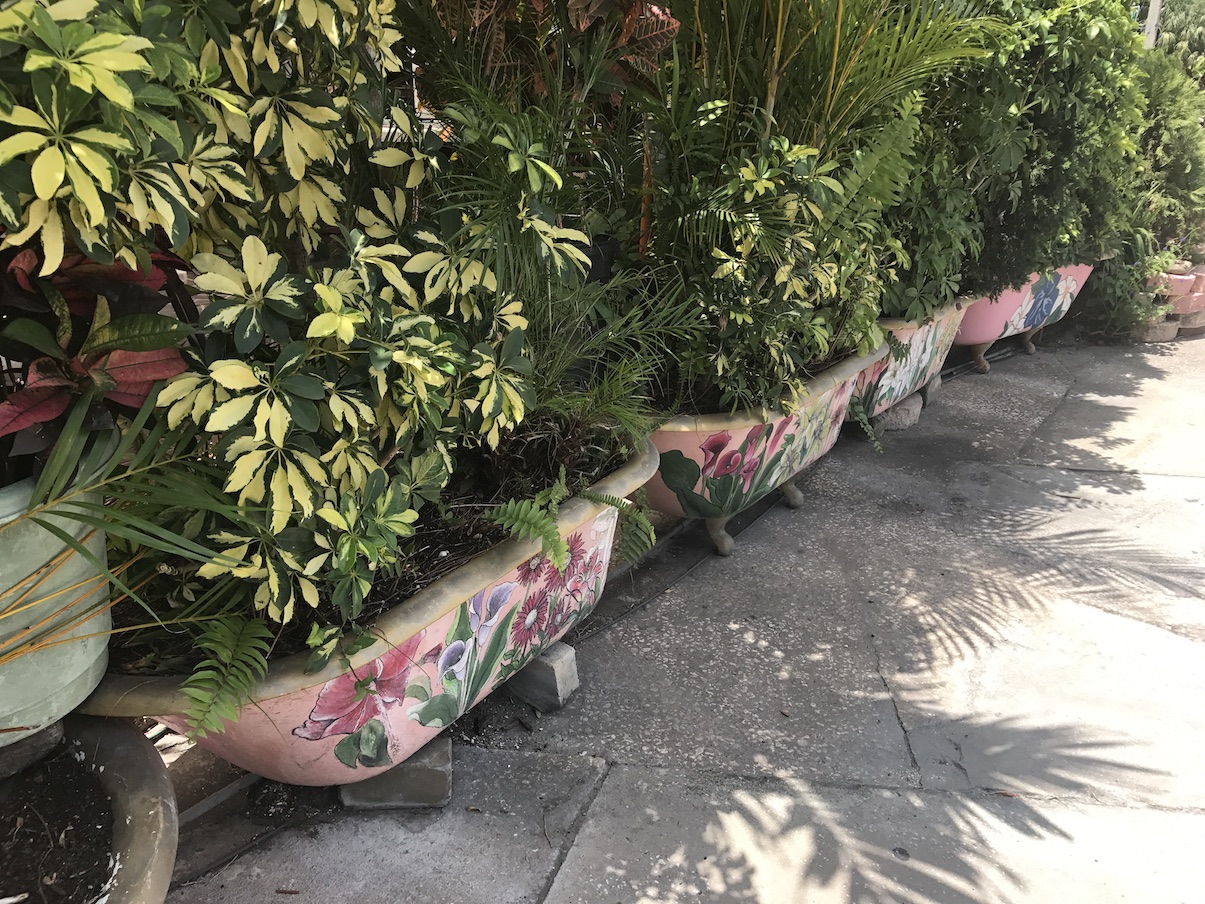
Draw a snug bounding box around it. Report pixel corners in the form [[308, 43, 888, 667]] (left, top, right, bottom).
[[619, 0, 991, 552], [81, 0, 669, 784], [941, 0, 1147, 371], [0, 0, 244, 770]]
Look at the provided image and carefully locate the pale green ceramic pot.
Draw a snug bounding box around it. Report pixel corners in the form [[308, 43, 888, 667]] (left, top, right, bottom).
[[0, 478, 110, 749]]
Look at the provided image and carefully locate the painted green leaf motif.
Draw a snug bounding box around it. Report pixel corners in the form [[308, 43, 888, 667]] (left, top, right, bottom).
[[333, 718, 392, 768], [658, 449, 701, 494], [407, 692, 462, 728], [466, 606, 518, 704], [657, 450, 726, 518]]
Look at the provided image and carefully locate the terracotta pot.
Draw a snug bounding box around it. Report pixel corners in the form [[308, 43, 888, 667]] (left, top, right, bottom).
[[954, 265, 1094, 372], [645, 346, 888, 554], [1154, 272, 1195, 296], [850, 303, 967, 419], [80, 442, 659, 786], [64, 715, 178, 904], [1171, 291, 1205, 316]]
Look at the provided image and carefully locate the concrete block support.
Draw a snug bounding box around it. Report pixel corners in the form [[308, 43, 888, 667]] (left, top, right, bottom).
[[870, 393, 924, 433], [339, 735, 452, 810], [918, 373, 942, 408], [507, 641, 580, 712]]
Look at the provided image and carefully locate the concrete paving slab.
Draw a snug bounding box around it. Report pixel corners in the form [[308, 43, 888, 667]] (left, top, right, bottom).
[[1020, 340, 1205, 476], [543, 765, 1205, 904], [169, 748, 606, 904], [490, 525, 918, 786]]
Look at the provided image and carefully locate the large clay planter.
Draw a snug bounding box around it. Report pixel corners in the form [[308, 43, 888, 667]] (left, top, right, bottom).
[[65, 715, 178, 904], [1, 479, 109, 751], [1170, 291, 1205, 316], [850, 303, 967, 419], [81, 442, 659, 787], [954, 264, 1095, 372], [1152, 272, 1196, 296], [646, 346, 887, 555]]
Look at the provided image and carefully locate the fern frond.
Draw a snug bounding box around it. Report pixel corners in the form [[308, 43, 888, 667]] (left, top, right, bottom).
[[846, 397, 884, 454], [180, 615, 272, 738], [487, 498, 569, 569], [579, 490, 657, 563]]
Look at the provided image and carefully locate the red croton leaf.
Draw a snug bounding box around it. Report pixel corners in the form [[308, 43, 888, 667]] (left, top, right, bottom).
[[104, 381, 157, 408], [92, 348, 186, 408], [0, 384, 71, 438], [24, 357, 76, 389], [98, 347, 187, 384]]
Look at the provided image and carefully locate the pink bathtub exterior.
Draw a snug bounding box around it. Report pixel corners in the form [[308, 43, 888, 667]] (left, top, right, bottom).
[[850, 304, 967, 418], [954, 265, 1095, 346], [645, 347, 887, 520], [82, 445, 659, 786]]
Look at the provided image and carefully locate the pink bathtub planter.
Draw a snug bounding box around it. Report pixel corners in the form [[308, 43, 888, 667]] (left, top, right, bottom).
[[849, 303, 967, 420], [646, 346, 888, 555], [954, 264, 1094, 372], [81, 442, 659, 786]]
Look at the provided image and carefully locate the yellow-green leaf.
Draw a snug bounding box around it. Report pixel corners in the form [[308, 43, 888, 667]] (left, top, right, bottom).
[[210, 361, 261, 390], [0, 132, 48, 166], [31, 145, 66, 200], [206, 395, 256, 431]]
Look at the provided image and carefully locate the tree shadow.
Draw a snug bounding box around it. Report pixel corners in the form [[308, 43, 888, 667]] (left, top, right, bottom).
[[594, 713, 1162, 904]]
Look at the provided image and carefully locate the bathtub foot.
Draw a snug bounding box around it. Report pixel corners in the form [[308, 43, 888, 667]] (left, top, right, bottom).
[[969, 341, 993, 374], [1020, 328, 1039, 355], [705, 516, 735, 556], [779, 479, 806, 509]]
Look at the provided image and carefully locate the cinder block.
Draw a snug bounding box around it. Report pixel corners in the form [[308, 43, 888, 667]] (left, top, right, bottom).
[[339, 736, 452, 809], [871, 392, 923, 433], [507, 641, 580, 713]]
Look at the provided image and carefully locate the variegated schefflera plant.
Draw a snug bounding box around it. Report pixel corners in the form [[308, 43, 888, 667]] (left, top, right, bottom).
[[0, 0, 247, 273], [140, 2, 602, 732]]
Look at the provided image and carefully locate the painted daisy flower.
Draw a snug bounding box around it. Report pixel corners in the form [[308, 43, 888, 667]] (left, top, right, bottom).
[[544, 532, 588, 589], [516, 554, 547, 585], [510, 588, 550, 648]]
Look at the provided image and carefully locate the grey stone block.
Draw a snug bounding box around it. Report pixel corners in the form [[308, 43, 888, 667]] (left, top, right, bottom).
[[870, 392, 923, 433], [507, 641, 580, 712], [918, 373, 941, 408], [338, 736, 451, 809], [1180, 309, 1205, 328], [1132, 318, 1179, 343]]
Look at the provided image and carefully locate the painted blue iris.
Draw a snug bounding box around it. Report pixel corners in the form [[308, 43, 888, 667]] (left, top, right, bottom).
[[1023, 275, 1062, 329]]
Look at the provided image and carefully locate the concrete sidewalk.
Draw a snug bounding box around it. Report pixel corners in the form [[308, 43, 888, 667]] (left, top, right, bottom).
[[169, 338, 1205, 904]]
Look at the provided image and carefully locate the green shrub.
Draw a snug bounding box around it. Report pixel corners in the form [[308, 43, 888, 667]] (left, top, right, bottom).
[[949, 0, 1147, 298]]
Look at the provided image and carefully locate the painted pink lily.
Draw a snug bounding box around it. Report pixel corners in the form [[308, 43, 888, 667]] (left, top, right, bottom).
[[700, 431, 732, 476], [713, 450, 742, 477], [739, 453, 762, 492], [292, 633, 423, 741]]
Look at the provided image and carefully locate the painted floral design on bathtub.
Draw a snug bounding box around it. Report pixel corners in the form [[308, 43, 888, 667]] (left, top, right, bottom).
[[656, 383, 850, 519], [292, 633, 425, 768], [1003, 272, 1078, 337], [292, 510, 617, 772], [406, 527, 611, 730], [853, 308, 963, 418]]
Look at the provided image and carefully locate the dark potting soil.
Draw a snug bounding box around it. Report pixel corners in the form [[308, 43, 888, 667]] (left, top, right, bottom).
[[0, 741, 115, 904]]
